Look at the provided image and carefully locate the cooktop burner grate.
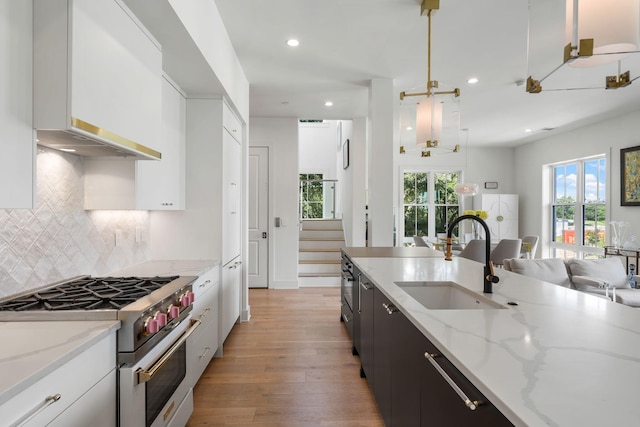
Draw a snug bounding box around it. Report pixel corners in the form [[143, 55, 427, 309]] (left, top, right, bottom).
[[0, 276, 179, 311]]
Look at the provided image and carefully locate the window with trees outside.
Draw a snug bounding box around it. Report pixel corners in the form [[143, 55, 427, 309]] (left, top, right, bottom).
[[551, 157, 606, 259], [299, 173, 324, 219], [403, 171, 460, 246]]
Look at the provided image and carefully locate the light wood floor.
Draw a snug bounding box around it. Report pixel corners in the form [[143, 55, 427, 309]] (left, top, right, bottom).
[[187, 287, 384, 427]]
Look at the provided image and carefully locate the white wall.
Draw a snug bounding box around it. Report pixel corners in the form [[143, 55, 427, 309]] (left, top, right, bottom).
[[514, 109, 640, 257], [249, 117, 299, 289], [299, 121, 339, 179], [339, 119, 367, 247], [368, 79, 395, 246]]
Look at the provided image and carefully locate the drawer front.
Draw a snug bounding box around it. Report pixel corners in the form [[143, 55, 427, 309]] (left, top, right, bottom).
[[192, 265, 220, 299], [2, 332, 116, 426], [187, 281, 219, 387], [186, 324, 216, 387]]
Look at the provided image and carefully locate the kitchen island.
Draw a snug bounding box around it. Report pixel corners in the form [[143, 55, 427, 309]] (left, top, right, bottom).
[[350, 255, 640, 427]]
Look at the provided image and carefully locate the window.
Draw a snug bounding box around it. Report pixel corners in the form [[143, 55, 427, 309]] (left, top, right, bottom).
[[550, 156, 606, 259], [299, 173, 324, 219], [402, 171, 460, 246]]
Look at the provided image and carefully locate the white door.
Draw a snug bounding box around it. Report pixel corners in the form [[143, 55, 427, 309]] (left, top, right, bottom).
[[248, 147, 269, 288]]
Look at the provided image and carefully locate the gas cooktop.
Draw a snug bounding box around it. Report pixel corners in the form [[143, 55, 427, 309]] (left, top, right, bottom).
[[0, 276, 180, 312]]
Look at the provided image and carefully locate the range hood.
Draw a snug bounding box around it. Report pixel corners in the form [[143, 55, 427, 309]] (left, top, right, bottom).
[[33, 0, 163, 161], [36, 118, 162, 160]]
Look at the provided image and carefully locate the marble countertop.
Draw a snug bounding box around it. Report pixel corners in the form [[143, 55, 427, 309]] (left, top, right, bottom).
[[0, 320, 120, 405], [352, 256, 640, 427], [343, 246, 443, 258], [108, 259, 219, 277]]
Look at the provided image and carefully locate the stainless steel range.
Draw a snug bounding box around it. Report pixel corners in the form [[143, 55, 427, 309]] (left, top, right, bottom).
[[0, 275, 200, 427]]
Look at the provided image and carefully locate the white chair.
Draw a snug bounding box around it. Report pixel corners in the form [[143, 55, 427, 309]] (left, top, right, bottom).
[[520, 235, 539, 258], [458, 239, 486, 263], [490, 239, 522, 267]]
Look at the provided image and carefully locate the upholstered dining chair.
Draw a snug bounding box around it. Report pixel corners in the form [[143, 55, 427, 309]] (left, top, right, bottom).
[[490, 239, 522, 267], [520, 235, 539, 258], [457, 239, 486, 263]]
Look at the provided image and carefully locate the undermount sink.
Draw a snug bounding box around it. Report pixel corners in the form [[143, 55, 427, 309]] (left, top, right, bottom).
[[395, 281, 507, 310]]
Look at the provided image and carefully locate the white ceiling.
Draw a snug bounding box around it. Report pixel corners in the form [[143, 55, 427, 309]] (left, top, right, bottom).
[[214, 0, 640, 147]]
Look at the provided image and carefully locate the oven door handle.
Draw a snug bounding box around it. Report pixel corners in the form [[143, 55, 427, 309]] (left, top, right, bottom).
[[136, 318, 201, 385]]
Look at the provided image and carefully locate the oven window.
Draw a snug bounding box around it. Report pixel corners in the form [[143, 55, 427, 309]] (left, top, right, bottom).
[[145, 342, 187, 427]]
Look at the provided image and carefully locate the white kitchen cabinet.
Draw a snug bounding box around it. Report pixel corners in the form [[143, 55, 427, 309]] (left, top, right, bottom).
[[136, 76, 186, 210], [220, 257, 242, 346], [223, 104, 243, 143], [34, 0, 162, 158], [222, 127, 243, 265], [84, 76, 187, 210], [474, 194, 519, 241], [1, 331, 117, 427], [187, 265, 220, 387], [0, 0, 35, 208]]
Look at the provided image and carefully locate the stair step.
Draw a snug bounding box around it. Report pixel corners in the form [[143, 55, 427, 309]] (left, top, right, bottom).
[[298, 272, 341, 277], [299, 259, 341, 264], [300, 219, 343, 230], [298, 263, 341, 274], [299, 237, 344, 241]]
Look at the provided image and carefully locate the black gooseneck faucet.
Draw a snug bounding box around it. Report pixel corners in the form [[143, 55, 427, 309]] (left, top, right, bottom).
[[445, 215, 500, 293]]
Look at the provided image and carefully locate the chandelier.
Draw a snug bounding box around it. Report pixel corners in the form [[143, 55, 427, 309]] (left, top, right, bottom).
[[527, 0, 640, 93], [399, 0, 461, 157]]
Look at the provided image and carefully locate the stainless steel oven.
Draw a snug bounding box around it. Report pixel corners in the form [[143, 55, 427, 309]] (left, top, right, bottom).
[[341, 255, 355, 341], [0, 275, 199, 427], [119, 316, 200, 427]]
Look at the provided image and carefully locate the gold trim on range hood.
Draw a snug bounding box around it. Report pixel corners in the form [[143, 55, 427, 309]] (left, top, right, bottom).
[[72, 118, 161, 159], [36, 118, 162, 160]]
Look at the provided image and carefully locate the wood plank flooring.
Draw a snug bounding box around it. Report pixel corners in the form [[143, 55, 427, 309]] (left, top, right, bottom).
[[187, 287, 384, 427]]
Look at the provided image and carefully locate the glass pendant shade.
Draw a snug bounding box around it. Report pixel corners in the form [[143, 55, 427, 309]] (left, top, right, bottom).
[[416, 97, 442, 147], [566, 0, 639, 68], [454, 183, 478, 196]]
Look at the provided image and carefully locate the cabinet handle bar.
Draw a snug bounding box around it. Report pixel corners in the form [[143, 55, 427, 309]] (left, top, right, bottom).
[[10, 394, 61, 427], [425, 352, 480, 411]]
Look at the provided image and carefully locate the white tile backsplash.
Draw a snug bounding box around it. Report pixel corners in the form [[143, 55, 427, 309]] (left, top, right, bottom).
[[0, 147, 150, 298]]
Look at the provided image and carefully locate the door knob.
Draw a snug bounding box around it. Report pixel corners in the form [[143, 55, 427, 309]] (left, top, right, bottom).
[[262, 232, 267, 238]]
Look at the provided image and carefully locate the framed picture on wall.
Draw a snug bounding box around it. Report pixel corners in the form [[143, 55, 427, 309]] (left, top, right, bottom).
[[343, 139, 350, 169], [621, 145, 640, 206]]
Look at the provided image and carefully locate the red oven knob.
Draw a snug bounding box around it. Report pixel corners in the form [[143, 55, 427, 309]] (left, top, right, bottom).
[[155, 312, 168, 327], [168, 305, 180, 319], [188, 291, 195, 305], [145, 317, 159, 334]]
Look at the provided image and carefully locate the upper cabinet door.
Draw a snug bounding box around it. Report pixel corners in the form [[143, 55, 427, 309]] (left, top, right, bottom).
[[0, 0, 35, 208], [33, 0, 162, 157], [136, 76, 186, 210]]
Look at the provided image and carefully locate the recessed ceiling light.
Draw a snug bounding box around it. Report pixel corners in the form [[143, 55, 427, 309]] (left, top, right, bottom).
[[467, 77, 479, 84], [525, 129, 532, 133], [60, 148, 77, 152], [324, 101, 333, 107], [286, 39, 299, 47], [406, 126, 413, 131]]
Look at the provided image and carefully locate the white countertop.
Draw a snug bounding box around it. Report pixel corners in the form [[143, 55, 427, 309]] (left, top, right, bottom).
[[108, 259, 219, 277], [0, 320, 120, 405], [352, 256, 640, 427]]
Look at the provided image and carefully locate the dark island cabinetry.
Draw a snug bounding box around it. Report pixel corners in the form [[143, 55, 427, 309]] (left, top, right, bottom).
[[348, 267, 513, 427]]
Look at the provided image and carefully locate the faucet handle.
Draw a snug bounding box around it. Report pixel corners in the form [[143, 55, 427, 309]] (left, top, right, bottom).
[[486, 261, 500, 284]]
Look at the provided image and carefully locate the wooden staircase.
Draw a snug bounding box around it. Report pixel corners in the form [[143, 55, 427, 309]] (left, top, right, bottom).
[[298, 219, 344, 286]]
